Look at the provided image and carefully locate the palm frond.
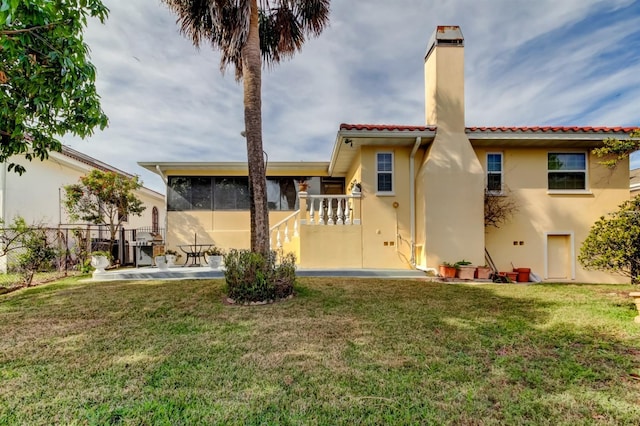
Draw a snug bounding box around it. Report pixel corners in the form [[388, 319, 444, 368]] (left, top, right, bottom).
[[162, 0, 330, 76], [259, 0, 329, 67]]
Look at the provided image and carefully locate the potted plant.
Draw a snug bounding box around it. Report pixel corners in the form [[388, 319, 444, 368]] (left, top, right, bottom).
[[475, 265, 492, 280], [154, 251, 168, 270], [165, 249, 181, 267], [90, 250, 111, 274], [205, 247, 225, 269], [296, 177, 309, 192], [455, 260, 475, 280], [439, 262, 456, 279], [348, 179, 362, 194]]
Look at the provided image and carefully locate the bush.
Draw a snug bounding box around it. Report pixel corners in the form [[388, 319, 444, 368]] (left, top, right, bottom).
[[224, 249, 296, 303], [1, 217, 59, 286], [579, 196, 640, 284]]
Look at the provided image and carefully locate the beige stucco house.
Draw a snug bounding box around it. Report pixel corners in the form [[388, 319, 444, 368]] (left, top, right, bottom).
[[140, 26, 635, 283]]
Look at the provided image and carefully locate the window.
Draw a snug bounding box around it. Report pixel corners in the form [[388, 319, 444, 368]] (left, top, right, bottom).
[[548, 153, 587, 190], [167, 176, 304, 211], [376, 152, 394, 193], [266, 178, 299, 210], [213, 177, 249, 210], [152, 207, 159, 233], [486, 153, 503, 193]]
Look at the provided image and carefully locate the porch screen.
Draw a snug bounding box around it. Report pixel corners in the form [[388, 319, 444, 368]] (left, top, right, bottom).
[[168, 176, 300, 211]]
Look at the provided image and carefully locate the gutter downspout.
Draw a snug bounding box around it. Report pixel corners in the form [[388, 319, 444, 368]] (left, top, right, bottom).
[[409, 137, 421, 267], [155, 165, 168, 240]]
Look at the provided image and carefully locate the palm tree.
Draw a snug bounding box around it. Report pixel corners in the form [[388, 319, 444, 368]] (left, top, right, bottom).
[[162, 0, 331, 255]]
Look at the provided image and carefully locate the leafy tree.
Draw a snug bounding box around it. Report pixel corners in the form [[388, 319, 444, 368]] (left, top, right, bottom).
[[161, 0, 331, 255], [0, 0, 109, 175], [592, 129, 640, 168], [579, 196, 640, 284], [63, 170, 145, 254]]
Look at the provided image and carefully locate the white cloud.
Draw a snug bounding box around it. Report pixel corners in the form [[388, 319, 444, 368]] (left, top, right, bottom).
[[63, 0, 640, 192]]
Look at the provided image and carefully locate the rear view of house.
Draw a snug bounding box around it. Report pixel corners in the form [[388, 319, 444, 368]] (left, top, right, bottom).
[[140, 25, 633, 284]]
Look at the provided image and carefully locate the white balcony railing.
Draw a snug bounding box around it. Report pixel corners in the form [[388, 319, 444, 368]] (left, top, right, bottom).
[[269, 193, 362, 249], [270, 210, 300, 249], [305, 194, 361, 226]]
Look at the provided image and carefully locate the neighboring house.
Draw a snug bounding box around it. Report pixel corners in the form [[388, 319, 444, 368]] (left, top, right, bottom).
[[0, 145, 165, 268], [631, 168, 640, 198], [140, 26, 633, 283]]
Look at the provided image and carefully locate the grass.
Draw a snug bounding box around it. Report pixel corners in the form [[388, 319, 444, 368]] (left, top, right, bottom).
[[1, 277, 639, 425]]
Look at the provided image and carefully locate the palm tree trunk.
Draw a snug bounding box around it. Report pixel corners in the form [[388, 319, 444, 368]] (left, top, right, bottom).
[[241, 0, 270, 255]]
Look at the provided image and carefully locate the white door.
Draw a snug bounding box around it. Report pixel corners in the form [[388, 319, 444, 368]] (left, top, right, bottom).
[[547, 235, 571, 279]]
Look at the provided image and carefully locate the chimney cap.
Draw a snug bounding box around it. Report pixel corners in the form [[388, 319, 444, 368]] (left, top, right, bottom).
[[426, 25, 464, 58]]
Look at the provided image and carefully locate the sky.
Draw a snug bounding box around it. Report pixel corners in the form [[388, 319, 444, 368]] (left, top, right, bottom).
[[64, 0, 640, 193]]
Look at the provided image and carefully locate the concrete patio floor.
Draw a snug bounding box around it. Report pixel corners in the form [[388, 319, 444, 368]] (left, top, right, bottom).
[[88, 266, 432, 282]]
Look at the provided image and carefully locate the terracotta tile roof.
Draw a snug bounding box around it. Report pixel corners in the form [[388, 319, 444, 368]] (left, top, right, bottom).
[[340, 123, 437, 132], [466, 126, 637, 133], [341, 123, 637, 134]]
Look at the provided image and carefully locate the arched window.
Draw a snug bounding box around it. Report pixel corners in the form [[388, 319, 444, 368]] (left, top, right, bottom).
[[152, 206, 159, 233]]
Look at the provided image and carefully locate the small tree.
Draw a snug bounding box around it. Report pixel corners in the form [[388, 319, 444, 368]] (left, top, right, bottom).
[[63, 170, 145, 255], [579, 196, 640, 284], [485, 189, 518, 228], [0, 217, 57, 286]]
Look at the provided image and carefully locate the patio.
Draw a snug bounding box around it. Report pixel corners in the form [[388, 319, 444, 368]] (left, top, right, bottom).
[[88, 266, 431, 282]]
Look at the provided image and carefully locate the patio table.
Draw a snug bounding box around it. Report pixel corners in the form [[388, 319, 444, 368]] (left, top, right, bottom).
[[178, 233, 213, 267]]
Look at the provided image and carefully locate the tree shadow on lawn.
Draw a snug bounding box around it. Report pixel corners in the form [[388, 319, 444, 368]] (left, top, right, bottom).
[[291, 279, 640, 423], [1, 278, 639, 424]]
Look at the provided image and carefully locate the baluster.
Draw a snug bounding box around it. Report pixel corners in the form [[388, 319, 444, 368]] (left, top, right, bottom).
[[345, 198, 351, 225], [284, 222, 290, 243], [337, 197, 344, 225], [276, 227, 282, 248], [293, 217, 299, 237], [327, 197, 334, 225], [309, 198, 315, 224], [316, 198, 324, 225]]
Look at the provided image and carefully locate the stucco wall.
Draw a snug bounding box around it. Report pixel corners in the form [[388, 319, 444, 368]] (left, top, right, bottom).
[[359, 146, 414, 269], [166, 210, 295, 253], [477, 147, 630, 283]]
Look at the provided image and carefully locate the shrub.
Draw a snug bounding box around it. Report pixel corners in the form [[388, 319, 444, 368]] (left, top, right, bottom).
[[0, 218, 59, 286], [224, 249, 296, 303]]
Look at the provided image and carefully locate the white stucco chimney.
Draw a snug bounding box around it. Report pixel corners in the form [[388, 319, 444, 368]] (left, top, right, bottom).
[[424, 25, 465, 131]]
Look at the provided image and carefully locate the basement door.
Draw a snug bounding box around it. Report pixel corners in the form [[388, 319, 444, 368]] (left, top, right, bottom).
[[546, 234, 572, 280]]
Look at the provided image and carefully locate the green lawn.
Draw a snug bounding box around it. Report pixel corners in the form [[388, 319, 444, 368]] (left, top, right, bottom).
[[1, 277, 639, 425]]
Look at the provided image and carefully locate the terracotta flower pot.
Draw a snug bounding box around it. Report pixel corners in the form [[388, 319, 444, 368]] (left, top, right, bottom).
[[514, 267, 531, 282], [475, 266, 492, 280], [456, 265, 476, 280], [439, 265, 456, 278]]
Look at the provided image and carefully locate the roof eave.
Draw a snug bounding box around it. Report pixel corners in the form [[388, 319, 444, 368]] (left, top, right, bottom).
[[329, 128, 437, 176]]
